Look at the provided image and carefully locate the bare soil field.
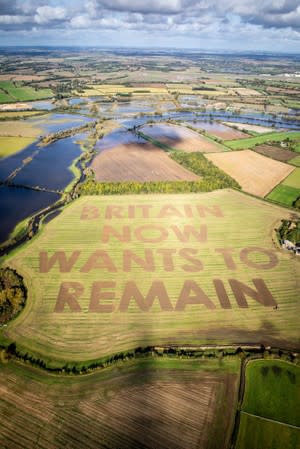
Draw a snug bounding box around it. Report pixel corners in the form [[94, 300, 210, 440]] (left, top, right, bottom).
[[223, 122, 275, 134], [205, 150, 294, 197], [186, 121, 248, 140], [253, 144, 297, 162], [141, 123, 226, 153], [91, 142, 200, 182], [0, 358, 239, 449]]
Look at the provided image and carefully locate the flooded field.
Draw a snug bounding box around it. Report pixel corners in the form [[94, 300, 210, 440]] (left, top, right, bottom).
[[184, 120, 248, 139], [27, 113, 93, 134], [13, 134, 85, 190], [140, 123, 226, 152], [95, 128, 146, 152], [0, 185, 60, 243]]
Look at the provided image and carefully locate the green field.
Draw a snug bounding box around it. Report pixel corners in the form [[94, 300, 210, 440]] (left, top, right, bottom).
[[290, 155, 300, 167], [224, 131, 300, 150], [282, 168, 300, 189], [268, 167, 300, 206], [236, 359, 300, 449], [3, 190, 299, 364], [0, 136, 36, 158], [236, 413, 300, 449], [242, 360, 300, 426], [267, 185, 300, 207], [0, 81, 53, 103], [0, 357, 240, 449]]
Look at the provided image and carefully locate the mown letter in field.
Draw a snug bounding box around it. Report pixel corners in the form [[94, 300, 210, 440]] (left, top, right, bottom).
[[101, 225, 131, 243], [80, 250, 117, 272], [240, 247, 278, 269], [213, 279, 232, 309], [135, 225, 168, 243], [123, 249, 155, 272], [89, 281, 116, 313], [80, 205, 99, 220], [119, 280, 173, 312], [196, 205, 223, 217], [175, 281, 216, 310], [105, 205, 124, 219], [229, 278, 277, 308], [179, 248, 204, 272], [40, 251, 80, 273], [171, 225, 207, 243], [158, 205, 184, 218], [157, 248, 177, 271], [215, 248, 237, 270], [54, 282, 83, 312]]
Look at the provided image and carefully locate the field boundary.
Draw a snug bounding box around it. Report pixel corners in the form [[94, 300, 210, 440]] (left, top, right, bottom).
[[240, 411, 300, 431]]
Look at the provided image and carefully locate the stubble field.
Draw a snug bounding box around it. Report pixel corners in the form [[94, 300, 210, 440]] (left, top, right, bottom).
[[205, 150, 294, 197]]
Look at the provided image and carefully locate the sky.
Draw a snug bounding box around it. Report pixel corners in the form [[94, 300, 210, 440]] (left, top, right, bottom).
[[0, 0, 300, 52]]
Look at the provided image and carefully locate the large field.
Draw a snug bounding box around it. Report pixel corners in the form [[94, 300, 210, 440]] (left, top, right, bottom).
[[236, 359, 300, 449], [0, 357, 240, 449], [205, 150, 294, 197], [141, 123, 227, 153], [91, 143, 200, 182], [3, 190, 300, 363]]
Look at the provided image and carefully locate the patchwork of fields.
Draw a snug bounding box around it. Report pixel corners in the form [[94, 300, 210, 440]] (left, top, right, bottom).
[[4, 190, 300, 363], [0, 81, 52, 103]]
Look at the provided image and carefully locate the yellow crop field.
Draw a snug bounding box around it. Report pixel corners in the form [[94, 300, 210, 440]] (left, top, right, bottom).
[[206, 150, 294, 197], [4, 190, 299, 363]]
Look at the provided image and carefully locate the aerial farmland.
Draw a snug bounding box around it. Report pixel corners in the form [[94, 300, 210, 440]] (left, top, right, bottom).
[[0, 44, 299, 449]]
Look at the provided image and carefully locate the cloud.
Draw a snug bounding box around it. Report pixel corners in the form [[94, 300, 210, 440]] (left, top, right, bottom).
[[0, 0, 299, 50], [94, 0, 182, 14], [34, 6, 67, 24]]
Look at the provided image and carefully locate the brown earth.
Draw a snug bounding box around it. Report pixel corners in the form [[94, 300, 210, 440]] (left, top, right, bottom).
[[205, 149, 294, 197], [91, 142, 200, 182], [0, 361, 239, 449], [253, 144, 297, 162], [222, 122, 275, 134], [141, 123, 224, 153]]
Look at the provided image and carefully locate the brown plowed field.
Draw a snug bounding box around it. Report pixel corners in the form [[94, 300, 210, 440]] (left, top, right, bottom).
[[91, 143, 200, 181], [141, 123, 225, 153], [205, 149, 294, 197], [253, 144, 297, 162], [0, 359, 239, 449]]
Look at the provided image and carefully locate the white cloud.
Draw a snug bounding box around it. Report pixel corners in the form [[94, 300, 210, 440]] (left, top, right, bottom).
[[0, 15, 30, 24], [34, 6, 67, 24]]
